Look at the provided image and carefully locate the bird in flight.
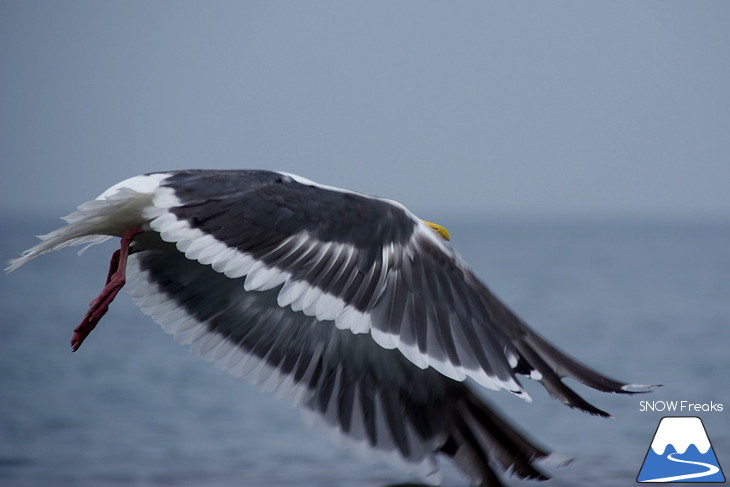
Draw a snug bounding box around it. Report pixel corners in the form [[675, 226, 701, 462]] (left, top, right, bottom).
[[7, 169, 650, 486]]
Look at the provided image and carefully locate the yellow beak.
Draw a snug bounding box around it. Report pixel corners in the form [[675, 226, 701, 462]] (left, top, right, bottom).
[[421, 220, 451, 241]]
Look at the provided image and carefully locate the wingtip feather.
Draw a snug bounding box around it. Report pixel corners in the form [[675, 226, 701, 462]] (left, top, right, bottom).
[[620, 383, 662, 393]]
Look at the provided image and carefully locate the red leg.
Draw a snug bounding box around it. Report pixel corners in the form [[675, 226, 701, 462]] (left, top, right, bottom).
[[103, 248, 122, 286], [70, 227, 142, 351]]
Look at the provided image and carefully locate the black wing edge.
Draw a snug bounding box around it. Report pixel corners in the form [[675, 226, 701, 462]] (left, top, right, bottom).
[[515, 329, 659, 417]]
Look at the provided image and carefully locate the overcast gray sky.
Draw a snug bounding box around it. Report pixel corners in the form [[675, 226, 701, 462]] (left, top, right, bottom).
[[1, 1, 729, 220]]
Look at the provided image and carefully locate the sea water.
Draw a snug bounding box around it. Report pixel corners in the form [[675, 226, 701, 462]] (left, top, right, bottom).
[[1, 214, 728, 487]]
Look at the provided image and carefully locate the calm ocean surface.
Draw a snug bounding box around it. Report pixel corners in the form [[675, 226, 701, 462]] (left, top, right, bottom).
[[1, 214, 728, 487]]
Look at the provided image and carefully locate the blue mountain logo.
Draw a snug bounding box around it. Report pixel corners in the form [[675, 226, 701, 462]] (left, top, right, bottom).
[[638, 416, 725, 483]]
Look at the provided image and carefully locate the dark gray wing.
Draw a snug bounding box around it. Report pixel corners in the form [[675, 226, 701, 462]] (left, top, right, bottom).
[[126, 243, 554, 484], [145, 169, 641, 414]]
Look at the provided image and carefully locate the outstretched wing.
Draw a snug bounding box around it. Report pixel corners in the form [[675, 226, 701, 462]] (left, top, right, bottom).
[[126, 242, 553, 485], [141, 169, 638, 415]]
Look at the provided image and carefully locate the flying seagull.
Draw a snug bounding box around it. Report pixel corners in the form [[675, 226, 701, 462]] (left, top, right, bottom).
[[7, 169, 650, 486]]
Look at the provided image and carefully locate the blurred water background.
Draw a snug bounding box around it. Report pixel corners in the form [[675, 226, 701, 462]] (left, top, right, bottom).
[[1, 213, 728, 487]]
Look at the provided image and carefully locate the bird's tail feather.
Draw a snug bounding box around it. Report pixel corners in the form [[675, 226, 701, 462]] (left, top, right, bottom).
[[5, 187, 153, 273]]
